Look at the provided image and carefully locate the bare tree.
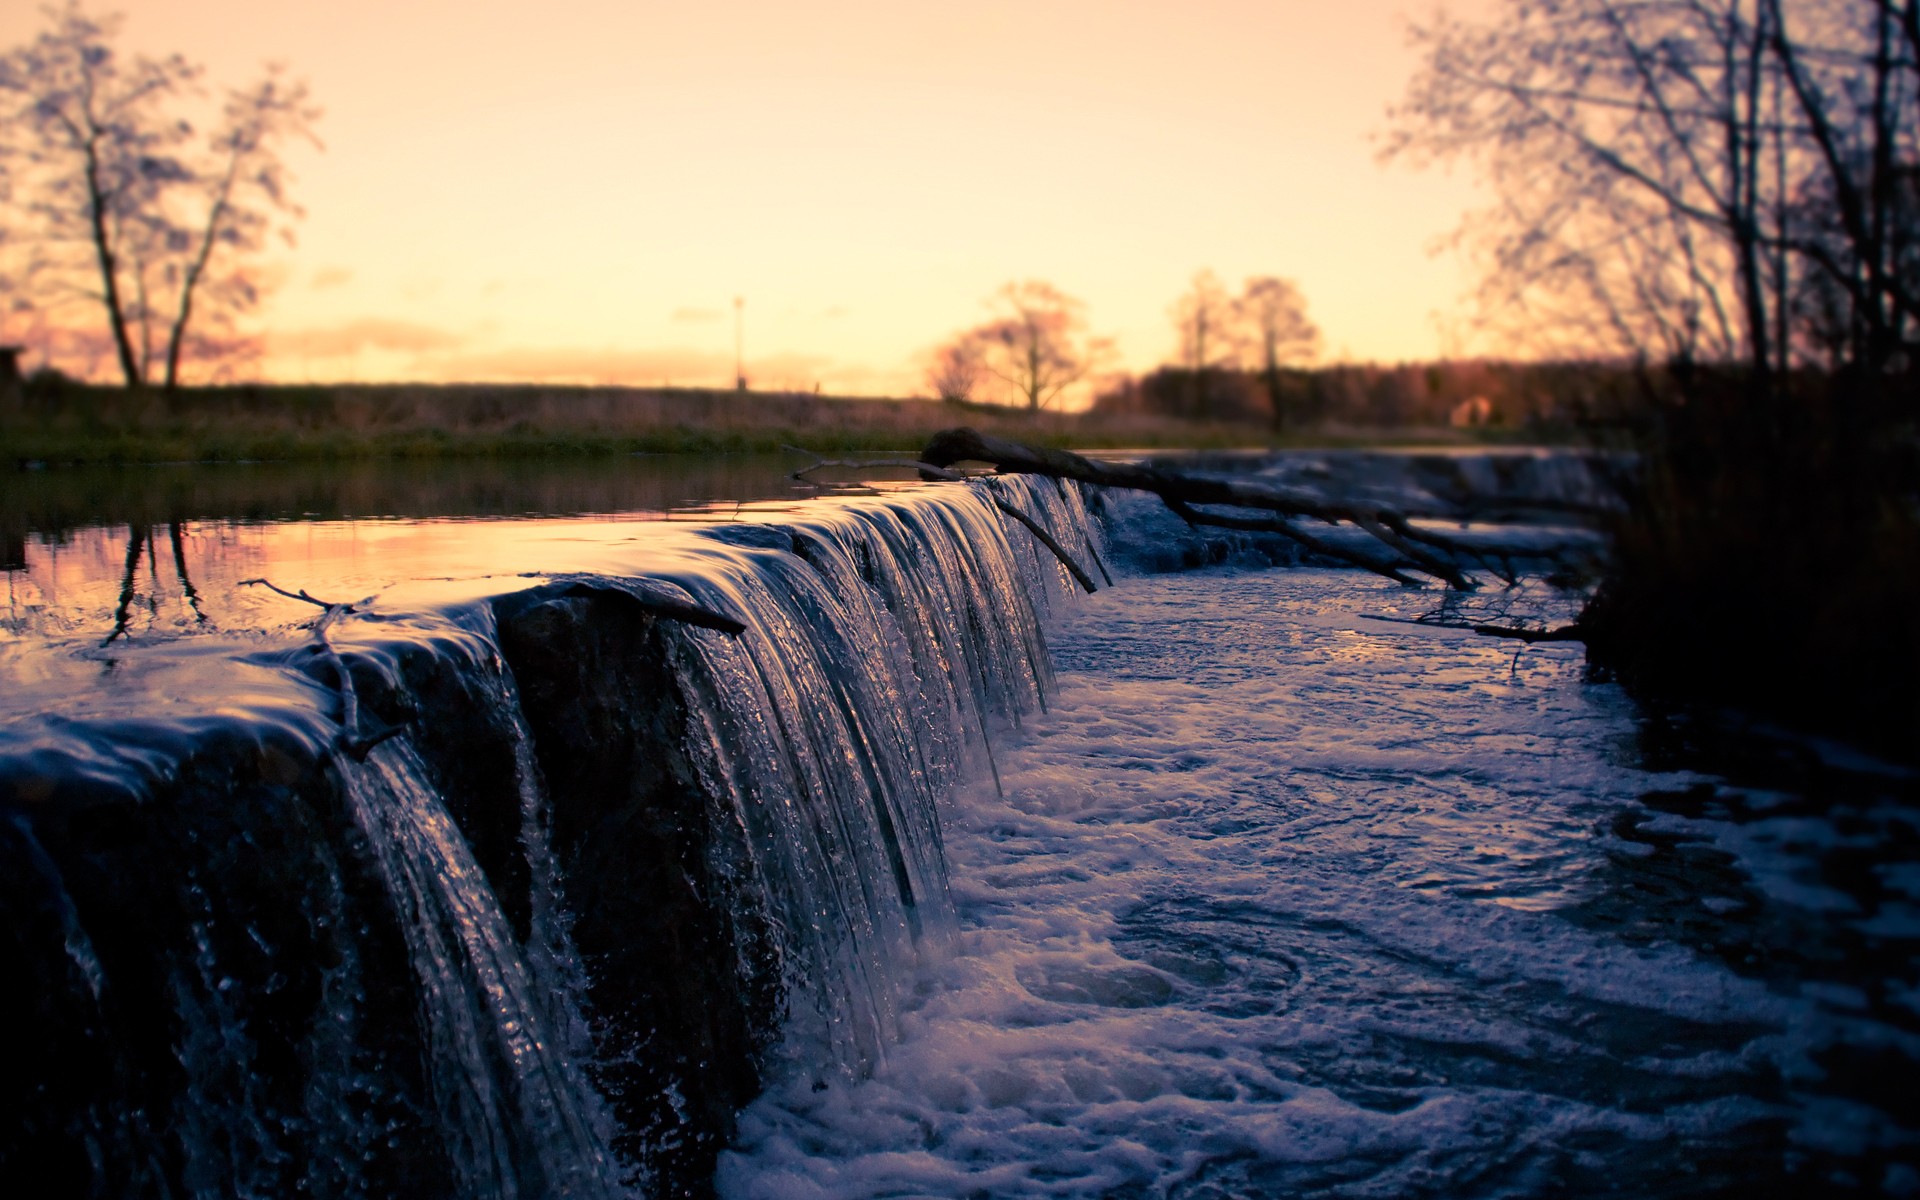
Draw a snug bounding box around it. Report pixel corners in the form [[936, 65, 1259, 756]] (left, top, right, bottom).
[[925, 340, 983, 403], [1386, 0, 1918, 383], [0, 4, 318, 389], [945, 281, 1110, 412], [156, 69, 316, 390], [1171, 269, 1237, 374], [1168, 269, 1236, 419], [1236, 276, 1321, 428], [1161, 270, 1320, 423]]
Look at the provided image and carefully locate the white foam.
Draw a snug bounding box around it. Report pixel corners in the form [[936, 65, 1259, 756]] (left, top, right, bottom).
[[719, 567, 1903, 1197]]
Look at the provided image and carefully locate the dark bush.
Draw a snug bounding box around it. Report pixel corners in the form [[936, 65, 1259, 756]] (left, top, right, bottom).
[[1580, 368, 1920, 760]]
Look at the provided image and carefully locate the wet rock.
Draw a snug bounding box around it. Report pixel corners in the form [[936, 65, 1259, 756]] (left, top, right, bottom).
[[496, 586, 783, 1197]]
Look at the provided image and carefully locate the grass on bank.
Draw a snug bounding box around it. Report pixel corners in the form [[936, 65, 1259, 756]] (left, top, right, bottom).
[[0, 379, 1530, 466]]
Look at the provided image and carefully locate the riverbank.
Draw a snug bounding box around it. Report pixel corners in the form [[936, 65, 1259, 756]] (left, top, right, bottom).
[[0, 380, 1523, 466], [1578, 375, 1920, 763]]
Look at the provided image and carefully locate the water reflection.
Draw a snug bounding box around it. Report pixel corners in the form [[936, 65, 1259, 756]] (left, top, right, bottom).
[[1, 455, 931, 646], [2, 453, 829, 538]]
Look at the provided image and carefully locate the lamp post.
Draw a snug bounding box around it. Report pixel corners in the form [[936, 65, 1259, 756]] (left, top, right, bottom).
[[733, 296, 746, 392]]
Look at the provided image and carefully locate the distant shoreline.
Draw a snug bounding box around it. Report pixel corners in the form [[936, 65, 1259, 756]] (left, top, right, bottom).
[[0, 381, 1544, 467]]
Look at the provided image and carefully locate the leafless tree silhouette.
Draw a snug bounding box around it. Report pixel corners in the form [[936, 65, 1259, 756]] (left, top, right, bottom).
[[0, 5, 319, 388], [1169, 269, 1237, 419], [941, 281, 1111, 411], [925, 340, 984, 403], [1236, 276, 1321, 428], [1386, 0, 1918, 380]]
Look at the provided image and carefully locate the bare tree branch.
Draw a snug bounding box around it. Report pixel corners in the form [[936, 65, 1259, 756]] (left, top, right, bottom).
[[922, 427, 1499, 589]]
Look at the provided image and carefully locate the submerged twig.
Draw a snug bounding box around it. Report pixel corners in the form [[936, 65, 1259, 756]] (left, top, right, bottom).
[[1469, 621, 1586, 644], [782, 446, 969, 486], [240, 578, 405, 761], [1362, 612, 1587, 644]]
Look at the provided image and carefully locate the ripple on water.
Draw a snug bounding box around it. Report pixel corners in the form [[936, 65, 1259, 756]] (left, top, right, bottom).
[[719, 569, 1919, 1200]]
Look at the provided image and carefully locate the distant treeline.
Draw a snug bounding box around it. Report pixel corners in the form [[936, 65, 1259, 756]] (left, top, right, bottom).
[[0, 375, 1379, 467], [1095, 360, 1659, 430]]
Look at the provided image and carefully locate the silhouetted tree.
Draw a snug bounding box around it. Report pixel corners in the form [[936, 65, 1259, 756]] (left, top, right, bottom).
[[925, 341, 983, 403], [1387, 0, 1918, 382], [0, 5, 319, 389], [1236, 276, 1321, 429], [944, 281, 1110, 411], [1169, 269, 1236, 418], [1392, 0, 1920, 755]]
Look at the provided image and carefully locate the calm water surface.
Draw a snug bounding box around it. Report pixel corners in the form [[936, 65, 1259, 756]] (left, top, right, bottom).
[[1, 454, 910, 646]]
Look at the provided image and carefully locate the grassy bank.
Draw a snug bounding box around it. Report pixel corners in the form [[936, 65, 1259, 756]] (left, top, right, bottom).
[[0, 379, 1513, 466]]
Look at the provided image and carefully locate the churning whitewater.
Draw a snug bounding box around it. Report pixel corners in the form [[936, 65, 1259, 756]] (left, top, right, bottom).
[[719, 564, 1919, 1198]]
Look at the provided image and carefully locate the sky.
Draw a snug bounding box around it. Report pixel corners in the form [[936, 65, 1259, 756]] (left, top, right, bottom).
[[0, 0, 1488, 399]]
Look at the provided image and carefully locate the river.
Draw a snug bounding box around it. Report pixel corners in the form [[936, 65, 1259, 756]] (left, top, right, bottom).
[[2, 452, 1913, 1197], [722, 565, 1920, 1197]]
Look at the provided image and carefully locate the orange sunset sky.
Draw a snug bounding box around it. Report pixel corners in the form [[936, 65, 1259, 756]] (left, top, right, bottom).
[[0, 0, 1490, 398]]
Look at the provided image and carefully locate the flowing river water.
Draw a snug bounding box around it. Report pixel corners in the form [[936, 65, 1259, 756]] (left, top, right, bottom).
[[722, 566, 1920, 1197], [2, 453, 1914, 1197]]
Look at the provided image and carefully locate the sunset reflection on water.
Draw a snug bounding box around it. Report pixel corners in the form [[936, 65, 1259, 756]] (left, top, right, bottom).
[[0, 455, 929, 647]]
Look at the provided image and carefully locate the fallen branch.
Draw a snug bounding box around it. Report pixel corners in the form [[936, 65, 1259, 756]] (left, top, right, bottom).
[[240, 579, 406, 761], [784, 444, 1115, 591], [1469, 622, 1586, 643], [1164, 499, 1423, 586], [1362, 612, 1587, 643], [782, 446, 968, 486], [989, 496, 1098, 593], [923, 427, 1493, 589], [1079, 529, 1114, 587]]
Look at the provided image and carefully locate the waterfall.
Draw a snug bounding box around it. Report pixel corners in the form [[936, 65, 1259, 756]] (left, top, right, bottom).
[[0, 476, 1102, 1197], [338, 738, 624, 1199]]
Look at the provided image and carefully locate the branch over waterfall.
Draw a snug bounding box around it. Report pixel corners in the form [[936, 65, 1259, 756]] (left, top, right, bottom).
[[988, 495, 1099, 594], [921, 427, 1498, 589], [239, 579, 407, 761]]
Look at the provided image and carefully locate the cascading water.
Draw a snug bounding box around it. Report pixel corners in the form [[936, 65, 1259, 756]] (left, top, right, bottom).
[[337, 738, 623, 1199], [0, 475, 1100, 1198]]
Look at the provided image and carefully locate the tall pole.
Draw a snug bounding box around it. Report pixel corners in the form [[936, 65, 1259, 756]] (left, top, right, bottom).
[[733, 296, 745, 392]]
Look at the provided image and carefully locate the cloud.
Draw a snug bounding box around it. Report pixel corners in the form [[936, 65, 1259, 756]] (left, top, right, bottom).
[[822, 305, 849, 319], [308, 266, 354, 291], [269, 318, 465, 358]]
